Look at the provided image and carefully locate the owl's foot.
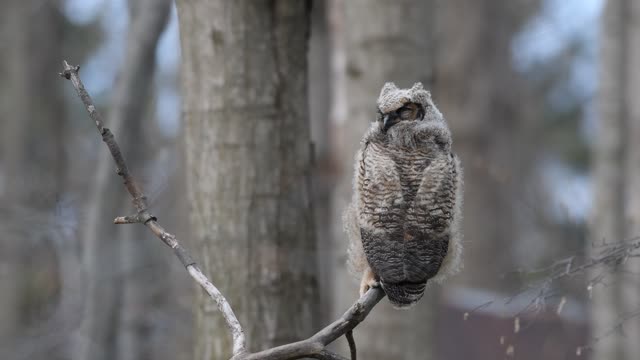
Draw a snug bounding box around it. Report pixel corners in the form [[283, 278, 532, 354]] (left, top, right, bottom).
[[359, 267, 380, 297]]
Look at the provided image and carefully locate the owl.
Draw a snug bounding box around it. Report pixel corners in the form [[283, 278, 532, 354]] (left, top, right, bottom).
[[343, 82, 463, 309]]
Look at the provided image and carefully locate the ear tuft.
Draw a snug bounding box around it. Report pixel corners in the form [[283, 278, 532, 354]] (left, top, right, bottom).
[[411, 82, 424, 91], [380, 82, 398, 96]]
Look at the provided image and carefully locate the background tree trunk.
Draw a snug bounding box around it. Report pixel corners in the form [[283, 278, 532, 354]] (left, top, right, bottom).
[[591, 0, 640, 359], [176, 1, 319, 358], [308, 0, 334, 324], [432, 0, 538, 291], [327, 0, 439, 358], [0, 0, 66, 354], [621, 1, 640, 357]]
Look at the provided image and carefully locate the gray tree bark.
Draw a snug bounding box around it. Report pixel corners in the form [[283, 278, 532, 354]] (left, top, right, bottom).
[[72, 1, 172, 360], [621, 2, 640, 358], [0, 0, 66, 350], [175, 1, 319, 358], [309, 0, 334, 324], [327, 0, 439, 358], [591, 0, 640, 359]]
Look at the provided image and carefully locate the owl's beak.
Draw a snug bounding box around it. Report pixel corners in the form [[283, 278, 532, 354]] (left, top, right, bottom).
[[383, 113, 399, 131]]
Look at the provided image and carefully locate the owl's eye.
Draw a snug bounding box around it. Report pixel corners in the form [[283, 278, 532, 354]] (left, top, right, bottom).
[[399, 108, 413, 120]]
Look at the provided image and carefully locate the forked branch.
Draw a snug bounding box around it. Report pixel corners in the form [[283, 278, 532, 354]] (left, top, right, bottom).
[[60, 60, 383, 360]]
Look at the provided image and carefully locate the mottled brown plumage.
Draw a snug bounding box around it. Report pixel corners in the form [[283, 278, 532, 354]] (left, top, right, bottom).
[[344, 82, 463, 309]]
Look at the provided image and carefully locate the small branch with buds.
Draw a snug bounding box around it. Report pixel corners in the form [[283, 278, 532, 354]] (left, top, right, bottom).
[[60, 60, 383, 360], [463, 237, 640, 358], [465, 237, 640, 320]]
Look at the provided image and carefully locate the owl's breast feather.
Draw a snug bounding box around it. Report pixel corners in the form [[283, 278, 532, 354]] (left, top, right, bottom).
[[359, 139, 453, 299]]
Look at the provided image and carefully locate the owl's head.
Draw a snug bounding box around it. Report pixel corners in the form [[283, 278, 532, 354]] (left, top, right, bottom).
[[376, 82, 442, 131]]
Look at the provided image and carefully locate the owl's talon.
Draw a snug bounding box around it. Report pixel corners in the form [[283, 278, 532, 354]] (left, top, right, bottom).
[[359, 267, 379, 297]]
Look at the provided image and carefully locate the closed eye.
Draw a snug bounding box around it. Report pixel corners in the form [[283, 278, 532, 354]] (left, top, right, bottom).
[[399, 104, 416, 120], [400, 109, 412, 119]]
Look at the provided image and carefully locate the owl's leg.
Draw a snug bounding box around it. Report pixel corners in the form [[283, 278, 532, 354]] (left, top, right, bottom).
[[359, 266, 380, 296]]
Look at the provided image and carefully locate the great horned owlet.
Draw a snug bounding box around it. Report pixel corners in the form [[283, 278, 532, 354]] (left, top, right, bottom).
[[343, 82, 463, 309]]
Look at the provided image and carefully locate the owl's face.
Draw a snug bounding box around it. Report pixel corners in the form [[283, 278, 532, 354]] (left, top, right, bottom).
[[372, 83, 450, 150], [378, 102, 425, 131]]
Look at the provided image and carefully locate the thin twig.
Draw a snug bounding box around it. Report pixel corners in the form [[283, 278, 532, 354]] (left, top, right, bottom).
[[467, 238, 640, 319], [462, 238, 640, 354], [577, 307, 640, 355], [345, 330, 356, 360], [60, 60, 385, 360]]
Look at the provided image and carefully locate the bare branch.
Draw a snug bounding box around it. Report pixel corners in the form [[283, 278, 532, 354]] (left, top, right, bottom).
[[237, 288, 385, 360], [466, 238, 640, 319], [60, 60, 386, 360], [461, 237, 640, 357], [345, 330, 356, 360], [113, 212, 156, 224], [313, 350, 350, 360], [59, 61, 247, 355]]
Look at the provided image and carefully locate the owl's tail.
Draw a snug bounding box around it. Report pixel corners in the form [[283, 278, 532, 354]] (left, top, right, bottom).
[[380, 280, 426, 309]]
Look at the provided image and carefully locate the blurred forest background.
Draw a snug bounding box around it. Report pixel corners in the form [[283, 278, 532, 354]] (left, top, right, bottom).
[[1, 0, 639, 359]]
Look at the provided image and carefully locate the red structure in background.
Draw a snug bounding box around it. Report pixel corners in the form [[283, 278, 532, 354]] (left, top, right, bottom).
[[437, 287, 589, 360]]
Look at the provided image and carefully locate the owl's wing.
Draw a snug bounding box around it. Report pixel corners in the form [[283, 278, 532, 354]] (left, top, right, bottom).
[[404, 151, 463, 283], [357, 141, 407, 283], [431, 153, 463, 282]]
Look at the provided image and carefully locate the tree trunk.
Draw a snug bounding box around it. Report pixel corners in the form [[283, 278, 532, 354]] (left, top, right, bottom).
[[591, 1, 640, 359], [309, 0, 334, 324], [621, 2, 640, 358], [176, 1, 318, 358], [327, 0, 439, 358], [0, 0, 66, 351]]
